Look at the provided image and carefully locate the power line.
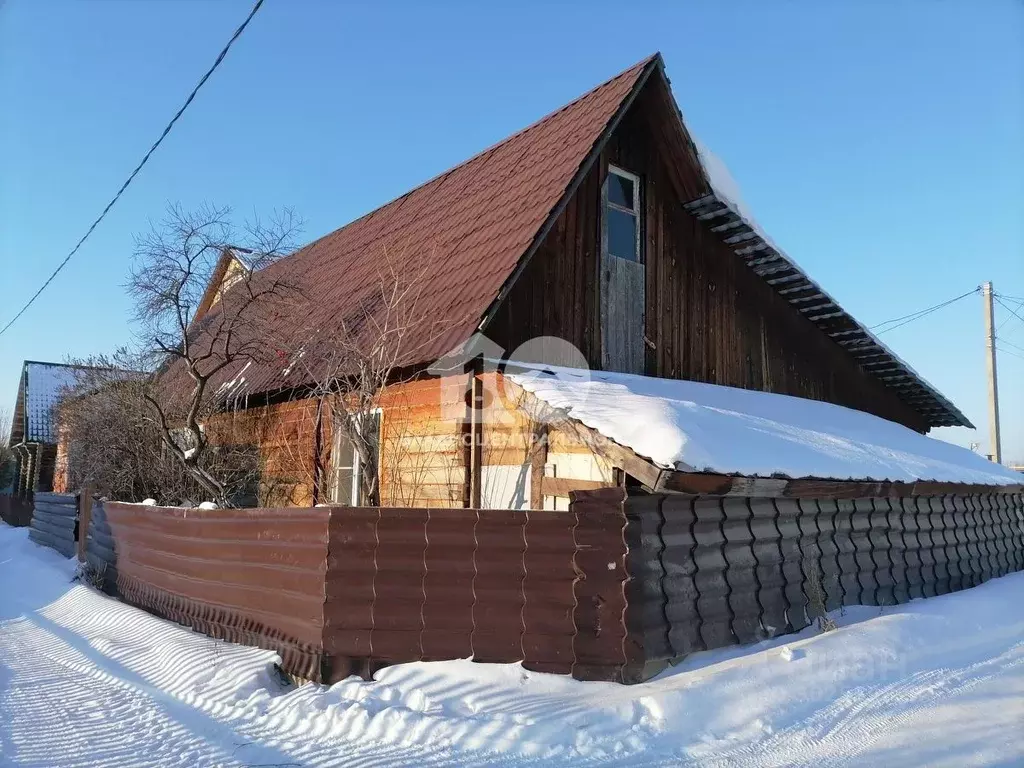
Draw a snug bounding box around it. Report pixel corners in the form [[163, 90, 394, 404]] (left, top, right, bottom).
[[995, 292, 1024, 304], [995, 296, 1024, 330], [871, 287, 980, 334], [996, 343, 1024, 361], [998, 337, 1024, 354], [996, 302, 1019, 332], [0, 0, 266, 340]]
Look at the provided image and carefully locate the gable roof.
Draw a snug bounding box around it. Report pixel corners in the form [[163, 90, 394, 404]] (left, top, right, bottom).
[[181, 53, 968, 430], [9, 361, 86, 445], [199, 55, 657, 399], [192, 247, 253, 326]]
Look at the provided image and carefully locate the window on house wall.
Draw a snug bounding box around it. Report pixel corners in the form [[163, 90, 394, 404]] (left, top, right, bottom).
[[331, 410, 382, 506], [605, 165, 642, 262]]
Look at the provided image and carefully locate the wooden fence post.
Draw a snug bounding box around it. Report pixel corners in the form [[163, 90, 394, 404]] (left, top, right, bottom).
[[77, 485, 94, 563]]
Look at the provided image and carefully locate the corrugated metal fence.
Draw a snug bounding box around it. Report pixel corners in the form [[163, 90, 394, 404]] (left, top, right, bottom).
[[69, 488, 1024, 684], [0, 495, 33, 527], [28, 492, 77, 558], [98, 495, 635, 683], [625, 492, 1024, 671], [101, 502, 330, 680], [324, 492, 632, 681], [86, 498, 118, 594]]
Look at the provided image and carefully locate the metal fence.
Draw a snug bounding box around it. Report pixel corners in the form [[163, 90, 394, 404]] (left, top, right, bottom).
[[85, 499, 118, 594], [102, 502, 330, 680], [28, 492, 77, 558], [99, 495, 635, 683], [79, 487, 1024, 685], [625, 491, 1024, 672], [323, 492, 633, 682], [0, 495, 33, 527]]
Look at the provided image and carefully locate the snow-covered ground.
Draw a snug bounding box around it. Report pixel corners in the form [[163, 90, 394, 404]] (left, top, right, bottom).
[[1, 522, 1022, 767]]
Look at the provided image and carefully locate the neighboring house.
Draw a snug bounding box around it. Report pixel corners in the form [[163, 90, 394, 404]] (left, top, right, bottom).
[[6, 361, 86, 496], [168, 53, 1019, 510]]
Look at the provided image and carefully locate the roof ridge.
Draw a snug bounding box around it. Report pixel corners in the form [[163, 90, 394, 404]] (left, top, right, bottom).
[[22, 360, 102, 370], [292, 53, 660, 258]]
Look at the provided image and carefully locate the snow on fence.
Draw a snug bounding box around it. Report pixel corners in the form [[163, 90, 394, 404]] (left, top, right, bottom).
[[28, 492, 78, 559], [86, 487, 1024, 685]]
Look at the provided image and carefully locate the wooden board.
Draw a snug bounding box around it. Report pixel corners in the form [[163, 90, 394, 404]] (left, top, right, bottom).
[[601, 253, 646, 374]]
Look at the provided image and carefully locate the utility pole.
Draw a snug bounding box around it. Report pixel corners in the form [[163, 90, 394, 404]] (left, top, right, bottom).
[[982, 281, 1002, 464]]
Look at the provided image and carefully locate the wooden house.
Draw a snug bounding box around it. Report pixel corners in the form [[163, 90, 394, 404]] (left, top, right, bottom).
[[161, 53, 1013, 510]]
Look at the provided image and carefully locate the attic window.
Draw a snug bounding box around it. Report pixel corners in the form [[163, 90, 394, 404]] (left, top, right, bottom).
[[604, 165, 642, 262]]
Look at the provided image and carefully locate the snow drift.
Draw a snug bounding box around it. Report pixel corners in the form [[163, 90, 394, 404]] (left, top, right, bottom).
[[2, 521, 1023, 766]]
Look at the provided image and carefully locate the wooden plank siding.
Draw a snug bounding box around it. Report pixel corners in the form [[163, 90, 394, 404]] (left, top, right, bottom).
[[486, 72, 928, 433], [199, 372, 624, 510], [204, 377, 466, 509]]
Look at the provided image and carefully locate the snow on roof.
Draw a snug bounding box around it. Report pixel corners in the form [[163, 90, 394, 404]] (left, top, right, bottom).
[[21, 362, 83, 444], [506, 365, 1022, 486]]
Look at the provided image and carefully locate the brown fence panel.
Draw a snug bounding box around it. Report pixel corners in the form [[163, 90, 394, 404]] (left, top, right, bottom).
[[419, 508, 475, 662], [472, 510, 527, 664], [371, 507, 430, 667], [105, 502, 330, 681], [0, 495, 34, 527], [324, 506, 378, 680], [96, 499, 635, 685], [571, 489, 631, 681], [521, 510, 577, 674], [322, 502, 626, 683]]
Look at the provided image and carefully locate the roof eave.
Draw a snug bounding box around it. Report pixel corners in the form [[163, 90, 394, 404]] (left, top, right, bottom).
[[681, 192, 973, 430]]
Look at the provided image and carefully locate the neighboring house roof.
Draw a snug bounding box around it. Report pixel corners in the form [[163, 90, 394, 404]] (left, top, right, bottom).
[[183, 53, 968, 429], [9, 361, 85, 445], [507, 365, 1020, 486], [192, 247, 254, 326]]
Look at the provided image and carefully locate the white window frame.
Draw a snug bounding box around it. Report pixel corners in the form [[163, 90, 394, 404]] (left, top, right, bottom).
[[331, 408, 383, 506], [605, 164, 642, 263]]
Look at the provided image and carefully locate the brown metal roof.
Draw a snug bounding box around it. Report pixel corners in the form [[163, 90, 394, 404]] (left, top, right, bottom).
[[183, 56, 656, 401], [162, 53, 969, 431]]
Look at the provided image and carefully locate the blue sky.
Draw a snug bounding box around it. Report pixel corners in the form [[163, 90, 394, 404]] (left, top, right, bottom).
[[1, 0, 1022, 460]]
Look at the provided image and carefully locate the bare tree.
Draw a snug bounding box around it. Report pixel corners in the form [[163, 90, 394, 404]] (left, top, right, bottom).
[[65, 203, 304, 506], [56, 366, 185, 502], [295, 250, 453, 507], [0, 408, 14, 490]]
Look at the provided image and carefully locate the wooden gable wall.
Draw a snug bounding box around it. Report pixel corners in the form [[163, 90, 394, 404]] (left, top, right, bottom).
[[487, 71, 929, 433]]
